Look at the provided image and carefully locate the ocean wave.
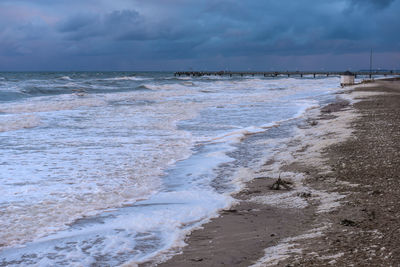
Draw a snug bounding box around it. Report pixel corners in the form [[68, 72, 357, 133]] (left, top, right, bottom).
[[202, 124, 278, 144], [21, 86, 74, 96], [182, 81, 195, 86], [164, 76, 192, 81], [199, 90, 215, 93], [58, 76, 72, 81], [135, 84, 154, 90], [0, 91, 25, 102], [198, 75, 232, 80], [106, 76, 151, 81], [140, 83, 189, 91], [109, 99, 156, 106], [0, 114, 40, 132], [0, 96, 107, 114]]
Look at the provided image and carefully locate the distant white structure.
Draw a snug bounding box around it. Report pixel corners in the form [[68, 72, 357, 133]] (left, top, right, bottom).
[[340, 71, 355, 86]]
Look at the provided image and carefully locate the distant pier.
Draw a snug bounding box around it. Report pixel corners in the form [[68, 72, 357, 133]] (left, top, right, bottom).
[[174, 70, 400, 79]]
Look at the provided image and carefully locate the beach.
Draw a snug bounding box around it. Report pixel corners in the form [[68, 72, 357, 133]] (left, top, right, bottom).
[[155, 78, 400, 266]]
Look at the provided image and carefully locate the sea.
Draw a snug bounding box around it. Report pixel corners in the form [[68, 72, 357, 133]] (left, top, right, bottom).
[[0, 72, 343, 266]]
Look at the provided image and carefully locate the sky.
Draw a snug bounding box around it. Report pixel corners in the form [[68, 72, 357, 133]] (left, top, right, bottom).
[[0, 0, 399, 71]]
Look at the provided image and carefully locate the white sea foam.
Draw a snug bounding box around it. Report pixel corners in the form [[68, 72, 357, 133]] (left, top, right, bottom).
[[250, 224, 330, 267], [58, 76, 72, 80], [106, 76, 151, 81], [0, 89, 205, 248], [0, 96, 105, 113], [0, 114, 40, 132]]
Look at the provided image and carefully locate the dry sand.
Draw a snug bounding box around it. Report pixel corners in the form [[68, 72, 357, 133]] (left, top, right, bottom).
[[144, 78, 400, 267]]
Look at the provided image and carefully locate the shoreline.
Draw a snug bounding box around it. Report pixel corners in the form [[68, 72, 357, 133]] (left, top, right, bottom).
[[149, 78, 400, 266]]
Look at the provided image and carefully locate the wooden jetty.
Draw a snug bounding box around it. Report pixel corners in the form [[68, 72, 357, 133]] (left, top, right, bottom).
[[174, 70, 400, 78]]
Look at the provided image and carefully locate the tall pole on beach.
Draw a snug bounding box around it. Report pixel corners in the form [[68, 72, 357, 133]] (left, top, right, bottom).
[[369, 48, 373, 79]]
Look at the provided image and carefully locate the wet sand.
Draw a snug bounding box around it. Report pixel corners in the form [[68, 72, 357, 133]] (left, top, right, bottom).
[[146, 78, 400, 267]]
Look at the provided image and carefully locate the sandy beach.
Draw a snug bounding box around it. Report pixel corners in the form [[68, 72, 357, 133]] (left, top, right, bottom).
[[147, 78, 400, 267]]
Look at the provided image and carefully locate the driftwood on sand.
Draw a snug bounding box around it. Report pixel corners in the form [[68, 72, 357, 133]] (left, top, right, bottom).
[[270, 174, 293, 190]]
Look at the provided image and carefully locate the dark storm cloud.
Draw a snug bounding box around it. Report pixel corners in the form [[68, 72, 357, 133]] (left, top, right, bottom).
[[58, 14, 97, 33], [349, 0, 396, 9], [0, 0, 399, 70], [57, 10, 145, 41]]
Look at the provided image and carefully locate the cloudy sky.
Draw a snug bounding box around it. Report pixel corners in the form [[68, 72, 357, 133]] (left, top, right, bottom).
[[0, 0, 399, 71]]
